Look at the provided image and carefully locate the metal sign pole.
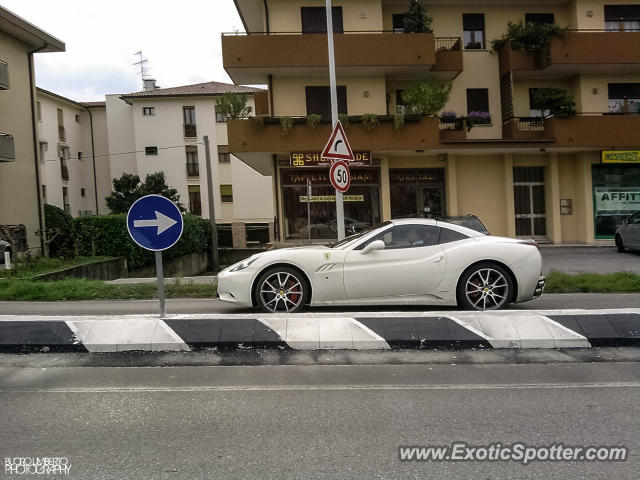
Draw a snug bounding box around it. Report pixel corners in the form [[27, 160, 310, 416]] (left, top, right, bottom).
[[307, 179, 312, 244], [326, 0, 345, 241], [155, 251, 165, 318]]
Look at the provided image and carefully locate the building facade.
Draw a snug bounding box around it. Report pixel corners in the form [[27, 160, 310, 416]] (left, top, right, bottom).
[[223, 0, 640, 244], [0, 6, 64, 254]]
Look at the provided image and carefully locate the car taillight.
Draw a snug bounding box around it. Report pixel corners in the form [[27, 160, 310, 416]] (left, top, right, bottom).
[[518, 239, 539, 250]]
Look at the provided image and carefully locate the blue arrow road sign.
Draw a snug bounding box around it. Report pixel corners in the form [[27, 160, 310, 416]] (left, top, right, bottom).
[[127, 195, 184, 251]]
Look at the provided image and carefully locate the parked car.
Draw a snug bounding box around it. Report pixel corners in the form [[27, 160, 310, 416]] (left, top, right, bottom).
[[300, 217, 370, 238], [0, 239, 11, 264], [433, 214, 489, 235], [218, 219, 545, 312], [615, 211, 640, 252]]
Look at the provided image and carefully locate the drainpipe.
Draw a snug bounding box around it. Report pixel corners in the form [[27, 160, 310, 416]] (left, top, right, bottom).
[[85, 107, 99, 215], [272, 154, 280, 241], [28, 43, 48, 255], [263, 0, 270, 34]]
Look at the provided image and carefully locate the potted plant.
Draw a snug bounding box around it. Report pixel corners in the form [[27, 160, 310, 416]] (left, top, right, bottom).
[[439, 111, 466, 140], [306, 114, 322, 130], [280, 116, 293, 135], [491, 20, 566, 65], [401, 77, 452, 117], [362, 113, 380, 131], [466, 111, 491, 131], [393, 112, 405, 131], [530, 88, 577, 118]]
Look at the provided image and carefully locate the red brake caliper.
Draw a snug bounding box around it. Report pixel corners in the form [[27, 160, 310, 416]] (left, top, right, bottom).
[[287, 279, 300, 303]]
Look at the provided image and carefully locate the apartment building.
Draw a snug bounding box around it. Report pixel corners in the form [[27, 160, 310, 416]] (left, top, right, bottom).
[[0, 6, 64, 254], [36, 88, 108, 218], [111, 81, 275, 248], [222, 0, 640, 244]]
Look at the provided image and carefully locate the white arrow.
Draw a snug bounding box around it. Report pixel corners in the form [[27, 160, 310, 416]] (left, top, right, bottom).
[[133, 210, 177, 235]]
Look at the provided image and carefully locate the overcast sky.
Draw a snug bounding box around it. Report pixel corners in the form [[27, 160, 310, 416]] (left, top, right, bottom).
[[1, 0, 246, 101]]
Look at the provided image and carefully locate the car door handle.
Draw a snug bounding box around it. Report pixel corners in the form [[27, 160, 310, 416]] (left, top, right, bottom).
[[433, 255, 444, 263]]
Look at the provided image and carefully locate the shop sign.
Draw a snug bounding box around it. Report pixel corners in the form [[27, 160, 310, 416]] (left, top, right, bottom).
[[299, 195, 364, 203], [601, 150, 640, 164], [290, 151, 372, 167], [594, 187, 640, 213], [282, 168, 379, 186], [389, 168, 444, 184]]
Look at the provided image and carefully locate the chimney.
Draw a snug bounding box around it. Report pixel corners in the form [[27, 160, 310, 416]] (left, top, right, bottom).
[[143, 78, 157, 91]]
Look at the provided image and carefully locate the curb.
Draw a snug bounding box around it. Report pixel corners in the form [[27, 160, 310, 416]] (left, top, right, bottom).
[[0, 310, 639, 352]]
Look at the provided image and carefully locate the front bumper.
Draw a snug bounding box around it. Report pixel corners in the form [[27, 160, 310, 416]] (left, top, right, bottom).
[[533, 277, 545, 298], [216, 268, 255, 306]]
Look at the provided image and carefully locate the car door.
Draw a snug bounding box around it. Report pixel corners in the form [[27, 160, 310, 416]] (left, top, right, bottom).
[[626, 213, 640, 249], [342, 224, 445, 300]]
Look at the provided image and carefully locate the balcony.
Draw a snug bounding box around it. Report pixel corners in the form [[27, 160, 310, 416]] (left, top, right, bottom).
[[222, 32, 462, 84], [546, 114, 640, 148], [186, 162, 200, 177], [438, 117, 467, 141], [184, 123, 197, 138], [502, 117, 551, 141], [498, 31, 640, 78], [228, 115, 440, 175]]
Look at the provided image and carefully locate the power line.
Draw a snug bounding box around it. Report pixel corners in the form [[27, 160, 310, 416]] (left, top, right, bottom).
[[40, 142, 204, 163]]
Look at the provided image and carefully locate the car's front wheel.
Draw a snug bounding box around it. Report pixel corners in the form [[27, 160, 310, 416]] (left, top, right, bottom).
[[457, 262, 514, 311], [255, 267, 308, 313], [615, 234, 626, 253]]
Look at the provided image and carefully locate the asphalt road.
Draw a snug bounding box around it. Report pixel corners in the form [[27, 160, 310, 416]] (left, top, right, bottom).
[[1, 357, 638, 479], [540, 247, 640, 275], [0, 293, 638, 316]]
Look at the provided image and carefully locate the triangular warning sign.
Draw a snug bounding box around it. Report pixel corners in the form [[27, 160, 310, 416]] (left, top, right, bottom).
[[321, 121, 355, 162]]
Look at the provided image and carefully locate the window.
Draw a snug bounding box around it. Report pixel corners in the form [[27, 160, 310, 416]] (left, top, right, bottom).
[[357, 224, 440, 250], [301, 6, 343, 34], [78, 152, 83, 161], [439, 228, 469, 244], [80, 188, 85, 197], [608, 83, 640, 113], [218, 145, 230, 163], [186, 145, 199, 177], [42, 185, 46, 202], [525, 13, 555, 25], [605, 5, 640, 31], [529, 88, 551, 117], [62, 187, 70, 215], [37, 101, 42, 121], [183, 106, 196, 137], [393, 14, 408, 33], [188, 186, 202, 215], [215, 110, 228, 123], [246, 223, 270, 245], [463, 14, 485, 49], [38, 142, 46, 164], [395, 90, 406, 114], [75, 114, 81, 123], [220, 184, 233, 203], [143, 106, 155, 116], [305, 86, 347, 119], [217, 223, 233, 248], [57, 108, 65, 140], [145, 146, 158, 155], [60, 158, 69, 181], [466, 88, 490, 122]]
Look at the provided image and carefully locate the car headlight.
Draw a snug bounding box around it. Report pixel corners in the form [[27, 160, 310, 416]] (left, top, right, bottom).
[[229, 256, 259, 272]]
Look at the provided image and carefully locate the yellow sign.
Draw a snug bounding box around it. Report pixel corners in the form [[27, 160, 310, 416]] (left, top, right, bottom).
[[299, 195, 364, 203], [602, 150, 640, 164]]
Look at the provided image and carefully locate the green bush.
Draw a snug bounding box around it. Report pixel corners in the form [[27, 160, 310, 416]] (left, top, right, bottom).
[[44, 204, 74, 259], [530, 88, 577, 118], [401, 77, 452, 117], [71, 213, 211, 271]]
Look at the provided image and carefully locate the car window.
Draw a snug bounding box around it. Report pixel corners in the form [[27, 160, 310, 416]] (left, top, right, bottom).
[[438, 227, 469, 244], [630, 213, 640, 225], [355, 225, 440, 250]]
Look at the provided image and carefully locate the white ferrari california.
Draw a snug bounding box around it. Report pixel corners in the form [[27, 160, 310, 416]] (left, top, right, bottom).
[[217, 219, 545, 312]]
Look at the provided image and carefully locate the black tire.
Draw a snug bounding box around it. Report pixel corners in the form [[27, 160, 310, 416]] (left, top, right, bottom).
[[615, 235, 626, 253], [457, 262, 514, 311], [254, 266, 309, 313]]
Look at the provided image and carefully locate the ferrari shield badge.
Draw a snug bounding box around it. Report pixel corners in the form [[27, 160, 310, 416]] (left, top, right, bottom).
[[323, 252, 331, 261]]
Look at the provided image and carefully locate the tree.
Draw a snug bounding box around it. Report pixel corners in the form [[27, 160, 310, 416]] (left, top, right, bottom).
[[530, 88, 577, 118], [401, 77, 452, 116], [105, 172, 185, 214], [403, 0, 432, 33], [215, 93, 253, 119]]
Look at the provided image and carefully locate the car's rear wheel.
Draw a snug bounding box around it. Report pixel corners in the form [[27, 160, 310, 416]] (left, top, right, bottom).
[[457, 262, 514, 311], [615, 234, 626, 253], [255, 267, 308, 313]]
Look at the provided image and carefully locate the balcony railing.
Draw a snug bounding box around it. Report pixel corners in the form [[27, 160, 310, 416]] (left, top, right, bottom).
[[184, 123, 197, 138], [186, 162, 200, 177], [60, 159, 69, 181], [435, 37, 462, 51]]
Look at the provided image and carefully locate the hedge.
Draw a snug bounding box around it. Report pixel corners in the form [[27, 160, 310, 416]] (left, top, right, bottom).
[[44, 204, 75, 258], [71, 214, 211, 271]]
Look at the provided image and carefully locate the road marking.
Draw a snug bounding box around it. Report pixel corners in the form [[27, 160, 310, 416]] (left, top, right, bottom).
[[1, 382, 639, 394]]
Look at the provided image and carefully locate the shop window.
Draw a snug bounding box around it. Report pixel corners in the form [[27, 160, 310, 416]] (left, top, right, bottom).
[[246, 223, 270, 245], [463, 14, 485, 49], [305, 86, 347, 119], [593, 164, 640, 238], [608, 83, 640, 113], [301, 6, 343, 34], [605, 5, 640, 31], [220, 184, 233, 203], [525, 13, 555, 25]]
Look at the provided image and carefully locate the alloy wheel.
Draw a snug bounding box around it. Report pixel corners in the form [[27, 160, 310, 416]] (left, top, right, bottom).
[[465, 268, 509, 311], [259, 271, 304, 313]]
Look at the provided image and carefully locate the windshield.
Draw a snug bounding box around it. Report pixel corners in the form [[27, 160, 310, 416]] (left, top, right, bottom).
[[330, 221, 392, 249]]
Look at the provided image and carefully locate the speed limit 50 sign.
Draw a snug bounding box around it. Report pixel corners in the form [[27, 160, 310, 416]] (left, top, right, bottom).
[[330, 160, 351, 193]]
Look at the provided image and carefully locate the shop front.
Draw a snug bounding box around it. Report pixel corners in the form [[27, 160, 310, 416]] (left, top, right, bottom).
[[593, 151, 640, 239], [389, 168, 446, 219], [280, 152, 381, 239]]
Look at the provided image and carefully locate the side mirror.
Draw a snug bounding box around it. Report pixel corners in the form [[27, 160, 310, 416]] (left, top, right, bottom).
[[361, 239, 385, 254]]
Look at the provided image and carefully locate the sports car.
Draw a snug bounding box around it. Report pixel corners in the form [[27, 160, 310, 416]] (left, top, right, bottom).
[[217, 219, 545, 312]]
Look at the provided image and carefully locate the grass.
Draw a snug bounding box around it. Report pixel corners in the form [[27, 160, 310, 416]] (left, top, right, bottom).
[[544, 271, 640, 293], [0, 278, 217, 301], [1, 256, 114, 280]]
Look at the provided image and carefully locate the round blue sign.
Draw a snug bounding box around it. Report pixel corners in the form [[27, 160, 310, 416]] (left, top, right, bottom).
[[126, 195, 184, 251]]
